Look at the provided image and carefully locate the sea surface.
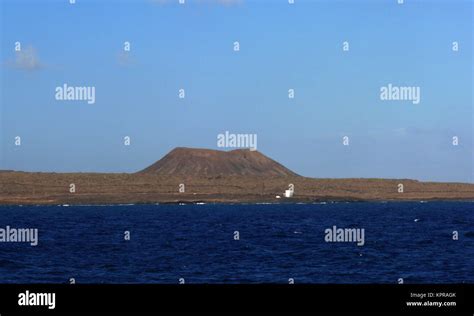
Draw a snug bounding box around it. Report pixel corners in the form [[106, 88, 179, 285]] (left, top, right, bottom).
[[0, 202, 472, 284]]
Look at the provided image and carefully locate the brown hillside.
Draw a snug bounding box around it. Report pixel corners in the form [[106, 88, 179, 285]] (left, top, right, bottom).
[[138, 147, 299, 177]]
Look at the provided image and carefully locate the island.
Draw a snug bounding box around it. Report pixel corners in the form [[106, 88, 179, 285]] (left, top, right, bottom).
[[1, 147, 473, 205]]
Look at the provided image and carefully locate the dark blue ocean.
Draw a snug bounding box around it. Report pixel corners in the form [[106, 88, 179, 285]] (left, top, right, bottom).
[[0, 202, 472, 284]]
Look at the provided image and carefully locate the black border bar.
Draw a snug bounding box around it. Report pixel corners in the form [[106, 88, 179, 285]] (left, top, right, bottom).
[[0, 284, 473, 315]]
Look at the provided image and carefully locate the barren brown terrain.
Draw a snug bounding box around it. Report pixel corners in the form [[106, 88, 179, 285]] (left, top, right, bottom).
[[1, 148, 473, 205]]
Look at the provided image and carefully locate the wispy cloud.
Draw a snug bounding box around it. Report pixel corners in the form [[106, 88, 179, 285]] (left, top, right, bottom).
[[7, 46, 43, 71], [117, 50, 135, 67], [392, 126, 459, 138]]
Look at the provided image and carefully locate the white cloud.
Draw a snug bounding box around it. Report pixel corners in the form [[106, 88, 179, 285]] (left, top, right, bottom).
[[117, 50, 135, 67], [14, 46, 42, 70], [8, 46, 43, 71]]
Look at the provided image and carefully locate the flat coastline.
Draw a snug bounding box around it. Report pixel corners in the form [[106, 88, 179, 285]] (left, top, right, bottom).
[[1, 171, 473, 205]]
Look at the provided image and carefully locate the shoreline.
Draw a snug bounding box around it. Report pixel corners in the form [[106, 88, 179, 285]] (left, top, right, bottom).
[[2, 171, 474, 206], [1, 197, 474, 207]]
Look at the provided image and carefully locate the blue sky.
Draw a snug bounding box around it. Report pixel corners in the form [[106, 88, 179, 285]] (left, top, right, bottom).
[[0, 0, 472, 182]]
